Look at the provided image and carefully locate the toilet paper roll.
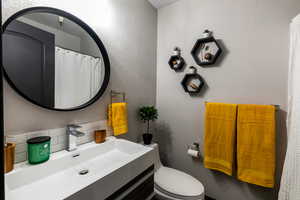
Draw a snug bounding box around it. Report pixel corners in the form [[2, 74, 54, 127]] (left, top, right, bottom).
[[187, 149, 199, 158]]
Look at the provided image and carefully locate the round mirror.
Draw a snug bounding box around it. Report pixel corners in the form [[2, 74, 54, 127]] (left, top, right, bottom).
[[2, 7, 110, 111]]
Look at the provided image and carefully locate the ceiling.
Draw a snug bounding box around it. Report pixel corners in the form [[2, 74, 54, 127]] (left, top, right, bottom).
[[148, 0, 179, 9]]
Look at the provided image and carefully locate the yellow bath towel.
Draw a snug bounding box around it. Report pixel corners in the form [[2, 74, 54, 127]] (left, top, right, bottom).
[[237, 104, 275, 188], [108, 103, 128, 136], [204, 102, 237, 176]]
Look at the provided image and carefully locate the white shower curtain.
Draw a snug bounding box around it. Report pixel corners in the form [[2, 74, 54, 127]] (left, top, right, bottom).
[[279, 15, 300, 200], [55, 47, 102, 109]]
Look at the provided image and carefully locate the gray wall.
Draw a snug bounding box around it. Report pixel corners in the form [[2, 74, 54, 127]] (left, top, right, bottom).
[[156, 0, 300, 199], [3, 0, 157, 143]]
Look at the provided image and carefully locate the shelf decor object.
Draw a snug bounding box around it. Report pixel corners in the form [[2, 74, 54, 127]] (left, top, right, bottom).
[[181, 66, 205, 95], [168, 47, 185, 72], [191, 30, 222, 66]]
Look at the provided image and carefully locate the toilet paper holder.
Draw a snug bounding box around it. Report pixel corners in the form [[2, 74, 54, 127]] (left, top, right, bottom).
[[188, 142, 200, 151], [187, 142, 201, 158]]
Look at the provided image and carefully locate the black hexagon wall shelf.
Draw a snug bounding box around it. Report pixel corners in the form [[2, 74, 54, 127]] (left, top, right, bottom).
[[191, 36, 222, 67], [168, 55, 185, 72], [181, 73, 205, 95]]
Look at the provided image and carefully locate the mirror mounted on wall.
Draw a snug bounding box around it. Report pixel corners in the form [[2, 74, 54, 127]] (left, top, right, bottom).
[[2, 7, 110, 111]]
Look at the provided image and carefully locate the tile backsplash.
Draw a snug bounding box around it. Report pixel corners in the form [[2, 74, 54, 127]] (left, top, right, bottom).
[[5, 120, 111, 163]]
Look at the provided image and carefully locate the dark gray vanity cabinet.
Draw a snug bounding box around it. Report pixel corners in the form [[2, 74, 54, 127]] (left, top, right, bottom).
[[66, 165, 155, 200], [3, 20, 55, 107], [105, 165, 154, 200]]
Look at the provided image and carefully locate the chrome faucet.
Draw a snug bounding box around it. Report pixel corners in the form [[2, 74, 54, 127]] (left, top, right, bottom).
[[66, 124, 85, 151]]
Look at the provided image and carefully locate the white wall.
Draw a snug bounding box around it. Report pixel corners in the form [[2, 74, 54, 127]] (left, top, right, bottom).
[[3, 0, 157, 143], [156, 0, 300, 199]]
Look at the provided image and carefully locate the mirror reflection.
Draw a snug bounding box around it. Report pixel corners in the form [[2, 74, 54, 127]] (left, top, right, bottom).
[[3, 12, 106, 110]]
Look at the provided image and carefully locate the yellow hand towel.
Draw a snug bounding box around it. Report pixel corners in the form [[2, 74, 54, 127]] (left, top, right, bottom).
[[237, 104, 275, 188], [108, 103, 128, 136], [204, 102, 237, 176]]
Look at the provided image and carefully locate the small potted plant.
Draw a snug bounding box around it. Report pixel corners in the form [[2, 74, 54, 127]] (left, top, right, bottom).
[[139, 106, 158, 145]]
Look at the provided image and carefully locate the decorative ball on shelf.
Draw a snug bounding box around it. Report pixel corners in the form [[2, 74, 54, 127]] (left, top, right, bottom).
[[204, 53, 213, 61]]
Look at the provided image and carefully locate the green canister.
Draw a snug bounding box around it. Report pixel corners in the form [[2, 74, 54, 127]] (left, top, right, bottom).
[[27, 136, 51, 164]]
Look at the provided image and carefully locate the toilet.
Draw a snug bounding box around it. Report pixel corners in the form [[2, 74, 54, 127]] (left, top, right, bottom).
[[150, 144, 205, 200]]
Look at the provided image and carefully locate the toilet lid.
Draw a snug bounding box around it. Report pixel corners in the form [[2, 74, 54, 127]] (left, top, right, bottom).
[[155, 167, 204, 198]]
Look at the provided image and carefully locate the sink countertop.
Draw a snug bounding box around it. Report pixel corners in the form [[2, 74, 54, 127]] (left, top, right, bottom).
[[5, 137, 154, 200]]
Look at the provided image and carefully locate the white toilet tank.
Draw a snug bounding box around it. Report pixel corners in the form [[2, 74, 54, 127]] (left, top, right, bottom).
[[148, 143, 162, 170]]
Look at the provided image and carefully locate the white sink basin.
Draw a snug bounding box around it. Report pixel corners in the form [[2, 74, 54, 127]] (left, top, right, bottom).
[[5, 137, 154, 200]]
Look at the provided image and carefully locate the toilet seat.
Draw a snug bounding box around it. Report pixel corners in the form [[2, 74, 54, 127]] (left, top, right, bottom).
[[154, 166, 205, 200]]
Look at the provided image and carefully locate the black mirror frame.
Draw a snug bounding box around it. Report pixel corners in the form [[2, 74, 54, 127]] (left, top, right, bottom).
[[2, 7, 110, 111]]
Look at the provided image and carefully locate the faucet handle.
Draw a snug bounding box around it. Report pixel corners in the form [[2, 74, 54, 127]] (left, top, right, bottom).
[[67, 124, 81, 129]]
